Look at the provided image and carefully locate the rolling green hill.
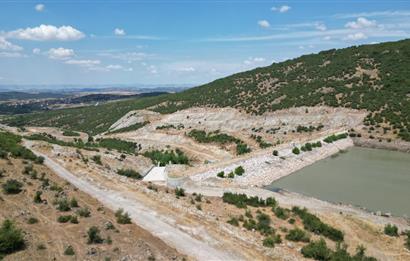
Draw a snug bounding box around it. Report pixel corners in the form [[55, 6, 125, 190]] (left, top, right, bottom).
[[3, 39, 410, 140]]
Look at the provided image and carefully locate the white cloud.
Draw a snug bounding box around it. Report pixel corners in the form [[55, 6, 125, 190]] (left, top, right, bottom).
[[243, 57, 266, 65], [65, 59, 101, 67], [148, 65, 158, 74], [345, 17, 377, 29], [315, 22, 327, 31], [35, 4, 45, 12], [32, 48, 41, 54], [177, 67, 196, 72], [6, 24, 85, 41], [48, 47, 75, 60], [323, 36, 332, 40], [0, 37, 23, 51], [0, 52, 26, 58], [258, 20, 271, 28], [99, 51, 149, 63], [344, 32, 368, 41], [272, 5, 291, 13], [114, 28, 126, 36]]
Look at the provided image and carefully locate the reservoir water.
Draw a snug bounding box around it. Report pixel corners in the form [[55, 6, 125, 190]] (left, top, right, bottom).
[[266, 147, 410, 217]]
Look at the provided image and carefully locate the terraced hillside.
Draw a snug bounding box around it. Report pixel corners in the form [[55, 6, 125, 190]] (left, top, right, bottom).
[[4, 39, 410, 140]]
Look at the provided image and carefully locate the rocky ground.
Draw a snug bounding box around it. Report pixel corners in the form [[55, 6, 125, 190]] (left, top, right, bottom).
[[0, 157, 185, 261]]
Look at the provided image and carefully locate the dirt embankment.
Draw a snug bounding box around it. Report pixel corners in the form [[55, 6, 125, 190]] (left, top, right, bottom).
[[353, 137, 410, 153]]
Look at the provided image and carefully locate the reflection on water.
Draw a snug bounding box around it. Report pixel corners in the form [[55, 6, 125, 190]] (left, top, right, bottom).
[[266, 147, 410, 217]]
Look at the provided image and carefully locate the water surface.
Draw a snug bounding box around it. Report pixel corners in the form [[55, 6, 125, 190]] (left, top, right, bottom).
[[266, 147, 410, 217]]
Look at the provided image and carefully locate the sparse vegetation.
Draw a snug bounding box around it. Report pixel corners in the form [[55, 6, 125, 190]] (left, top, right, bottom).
[[286, 228, 310, 242], [384, 224, 399, 237], [175, 187, 185, 197], [116, 168, 142, 179], [222, 192, 276, 208], [64, 245, 75, 255], [143, 149, 189, 166], [292, 207, 344, 241], [2, 179, 23, 194], [87, 226, 103, 244], [62, 130, 80, 137], [0, 219, 25, 257], [115, 209, 132, 224]]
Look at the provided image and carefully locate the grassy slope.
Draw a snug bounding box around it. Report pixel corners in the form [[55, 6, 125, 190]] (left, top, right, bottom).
[[4, 39, 410, 139]]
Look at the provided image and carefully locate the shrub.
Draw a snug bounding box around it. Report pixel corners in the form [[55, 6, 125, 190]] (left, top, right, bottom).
[[286, 228, 310, 242], [57, 215, 72, 223], [116, 169, 142, 179], [256, 213, 273, 235], [384, 224, 399, 237], [227, 172, 235, 178], [0, 219, 25, 255], [33, 191, 42, 203], [405, 231, 410, 250], [262, 236, 275, 248], [236, 143, 251, 155], [292, 147, 300, 155], [292, 207, 344, 242], [272, 150, 279, 156], [216, 171, 225, 178], [234, 166, 245, 176], [34, 156, 44, 165], [2, 179, 23, 194], [70, 198, 79, 208], [92, 155, 102, 165], [56, 198, 71, 212], [175, 187, 185, 197], [227, 217, 239, 226], [70, 216, 79, 224], [27, 217, 39, 224], [301, 239, 332, 260], [115, 209, 132, 224], [76, 207, 91, 218], [143, 149, 189, 166], [274, 207, 289, 220], [87, 226, 103, 244], [222, 192, 275, 208], [64, 245, 75, 255]]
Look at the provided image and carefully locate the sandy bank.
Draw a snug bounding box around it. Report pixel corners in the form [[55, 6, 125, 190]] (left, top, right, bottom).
[[190, 134, 354, 187], [353, 137, 410, 153]]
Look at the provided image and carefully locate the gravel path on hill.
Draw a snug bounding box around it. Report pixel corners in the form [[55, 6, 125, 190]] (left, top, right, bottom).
[[25, 140, 246, 261]]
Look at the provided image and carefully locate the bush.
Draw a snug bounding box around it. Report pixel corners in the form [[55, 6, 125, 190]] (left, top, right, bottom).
[[292, 207, 344, 242], [57, 215, 72, 223], [70, 198, 79, 208], [405, 231, 410, 250], [272, 150, 279, 156], [286, 228, 310, 242], [274, 207, 289, 220], [76, 207, 91, 218], [0, 219, 25, 256], [262, 236, 275, 248], [87, 226, 103, 244], [216, 171, 225, 178], [292, 147, 300, 155], [115, 209, 132, 224], [222, 192, 275, 208], [236, 143, 251, 155], [27, 217, 38, 224], [70, 216, 79, 224], [35, 156, 44, 165], [234, 166, 245, 176], [92, 155, 102, 165], [227, 172, 235, 178], [301, 239, 332, 260], [256, 213, 273, 235], [227, 217, 239, 226], [2, 179, 23, 194], [64, 245, 75, 255], [56, 198, 71, 212], [116, 169, 142, 179], [143, 149, 189, 166], [384, 224, 399, 237], [175, 187, 185, 197]]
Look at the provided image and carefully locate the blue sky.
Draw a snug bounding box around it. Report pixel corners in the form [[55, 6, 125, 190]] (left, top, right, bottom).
[[0, 0, 409, 86]]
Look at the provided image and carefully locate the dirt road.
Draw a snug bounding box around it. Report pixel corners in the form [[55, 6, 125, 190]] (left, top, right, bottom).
[[25, 141, 246, 261]]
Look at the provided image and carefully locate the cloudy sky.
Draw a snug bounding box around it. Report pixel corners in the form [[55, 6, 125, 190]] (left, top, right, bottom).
[[0, 0, 409, 86]]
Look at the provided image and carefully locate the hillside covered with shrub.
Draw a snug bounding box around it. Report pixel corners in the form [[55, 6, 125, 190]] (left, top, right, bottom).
[[4, 39, 410, 140]]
